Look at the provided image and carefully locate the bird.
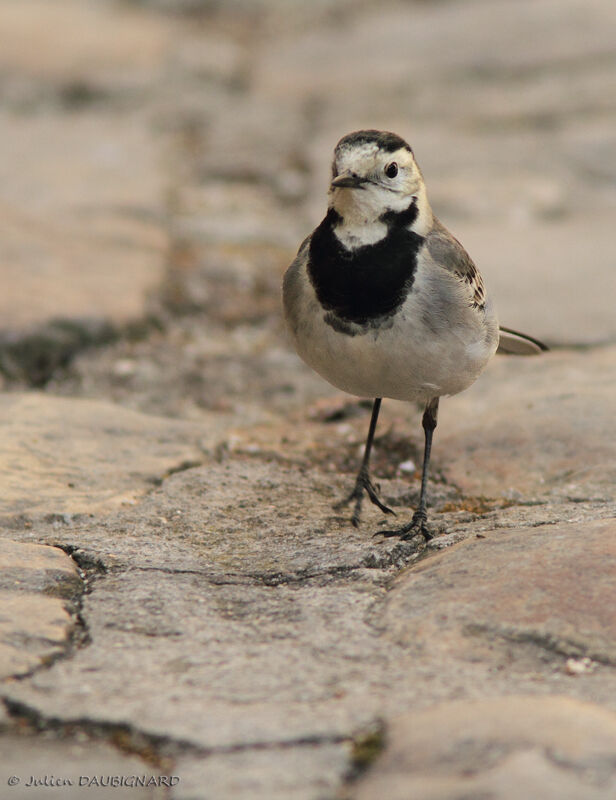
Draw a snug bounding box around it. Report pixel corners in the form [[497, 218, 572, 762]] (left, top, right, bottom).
[[283, 129, 546, 541]]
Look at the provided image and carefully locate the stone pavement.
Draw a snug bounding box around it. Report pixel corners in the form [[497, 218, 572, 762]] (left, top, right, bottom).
[[0, 1, 615, 798]]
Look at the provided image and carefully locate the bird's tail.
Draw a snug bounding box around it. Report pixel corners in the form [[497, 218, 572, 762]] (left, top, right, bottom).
[[497, 326, 549, 355]]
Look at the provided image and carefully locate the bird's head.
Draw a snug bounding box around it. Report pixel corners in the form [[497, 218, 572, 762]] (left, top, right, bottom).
[[328, 130, 432, 236]]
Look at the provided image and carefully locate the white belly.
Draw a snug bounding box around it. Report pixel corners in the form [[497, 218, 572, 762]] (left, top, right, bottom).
[[286, 262, 499, 403]]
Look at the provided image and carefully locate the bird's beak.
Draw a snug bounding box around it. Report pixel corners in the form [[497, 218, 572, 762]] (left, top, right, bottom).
[[330, 171, 367, 189]]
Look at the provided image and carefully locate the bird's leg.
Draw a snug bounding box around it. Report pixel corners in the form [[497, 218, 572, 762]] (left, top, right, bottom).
[[335, 398, 395, 527], [380, 397, 439, 541]]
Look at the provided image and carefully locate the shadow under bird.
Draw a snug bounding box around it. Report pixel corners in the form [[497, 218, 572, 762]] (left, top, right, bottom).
[[283, 130, 547, 541]]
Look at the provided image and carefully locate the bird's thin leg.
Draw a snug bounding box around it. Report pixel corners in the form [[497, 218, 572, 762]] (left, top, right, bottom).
[[380, 397, 439, 541], [335, 398, 395, 527]]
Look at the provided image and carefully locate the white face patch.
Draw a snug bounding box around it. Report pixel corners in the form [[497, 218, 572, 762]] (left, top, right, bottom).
[[329, 143, 430, 240]]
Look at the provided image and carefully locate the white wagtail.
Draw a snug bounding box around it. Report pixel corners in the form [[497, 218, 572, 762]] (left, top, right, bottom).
[[283, 130, 546, 540]]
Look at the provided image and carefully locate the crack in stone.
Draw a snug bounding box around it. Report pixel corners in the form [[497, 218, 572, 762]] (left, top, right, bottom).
[[0, 697, 351, 764], [146, 459, 207, 488], [0, 319, 117, 387], [5, 545, 99, 683], [4, 611, 89, 684], [131, 562, 369, 586], [0, 315, 164, 388], [52, 544, 107, 655], [545, 747, 616, 784], [247, 547, 424, 582], [131, 565, 257, 586], [465, 622, 616, 668], [361, 541, 425, 570], [120, 556, 410, 586], [250, 563, 360, 586], [54, 544, 108, 576]]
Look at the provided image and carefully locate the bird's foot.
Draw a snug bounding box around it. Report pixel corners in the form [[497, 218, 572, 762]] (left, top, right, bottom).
[[335, 470, 395, 528], [377, 508, 434, 541]]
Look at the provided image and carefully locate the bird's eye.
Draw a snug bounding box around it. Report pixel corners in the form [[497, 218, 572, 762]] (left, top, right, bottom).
[[385, 162, 398, 178]]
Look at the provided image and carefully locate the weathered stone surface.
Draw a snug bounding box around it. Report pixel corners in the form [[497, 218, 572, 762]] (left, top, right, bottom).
[[173, 746, 349, 800], [0, 113, 166, 335], [0, 2, 173, 342], [0, 592, 74, 679], [0, 540, 81, 680], [4, 462, 615, 761], [384, 518, 616, 668], [257, 0, 616, 101], [0, 393, 214, 515], [0, 539, 81, 596], [51, 315, 332, 422], [352, 696, 616, 800], [1, 454, 424, 575], [0, 557, 395, 749], [434, 346, 616, 500], [0, 735, 165, 799], [2, 457, 615, 798]]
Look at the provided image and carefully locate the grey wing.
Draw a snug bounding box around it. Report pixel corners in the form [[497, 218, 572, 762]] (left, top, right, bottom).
[[426, 218, 486, 309], [282, 234, 311, 334]]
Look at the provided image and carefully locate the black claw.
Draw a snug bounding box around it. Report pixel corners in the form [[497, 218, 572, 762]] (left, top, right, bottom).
[[364, 479, 395, 516], [377, 509, 434, 541], [335, 471, 395, 526]]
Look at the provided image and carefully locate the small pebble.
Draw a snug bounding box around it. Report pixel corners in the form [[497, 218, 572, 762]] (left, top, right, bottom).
[[112, 359, 137, 377], [565, 657, 595, 675]]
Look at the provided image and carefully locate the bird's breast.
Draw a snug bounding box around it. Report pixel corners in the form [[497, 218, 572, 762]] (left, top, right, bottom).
[[307, 211, 424, 325], [286, 251, 498, 402]]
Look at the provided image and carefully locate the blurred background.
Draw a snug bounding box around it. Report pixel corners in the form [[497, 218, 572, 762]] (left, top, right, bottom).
[[0, 0, 614, 420]]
